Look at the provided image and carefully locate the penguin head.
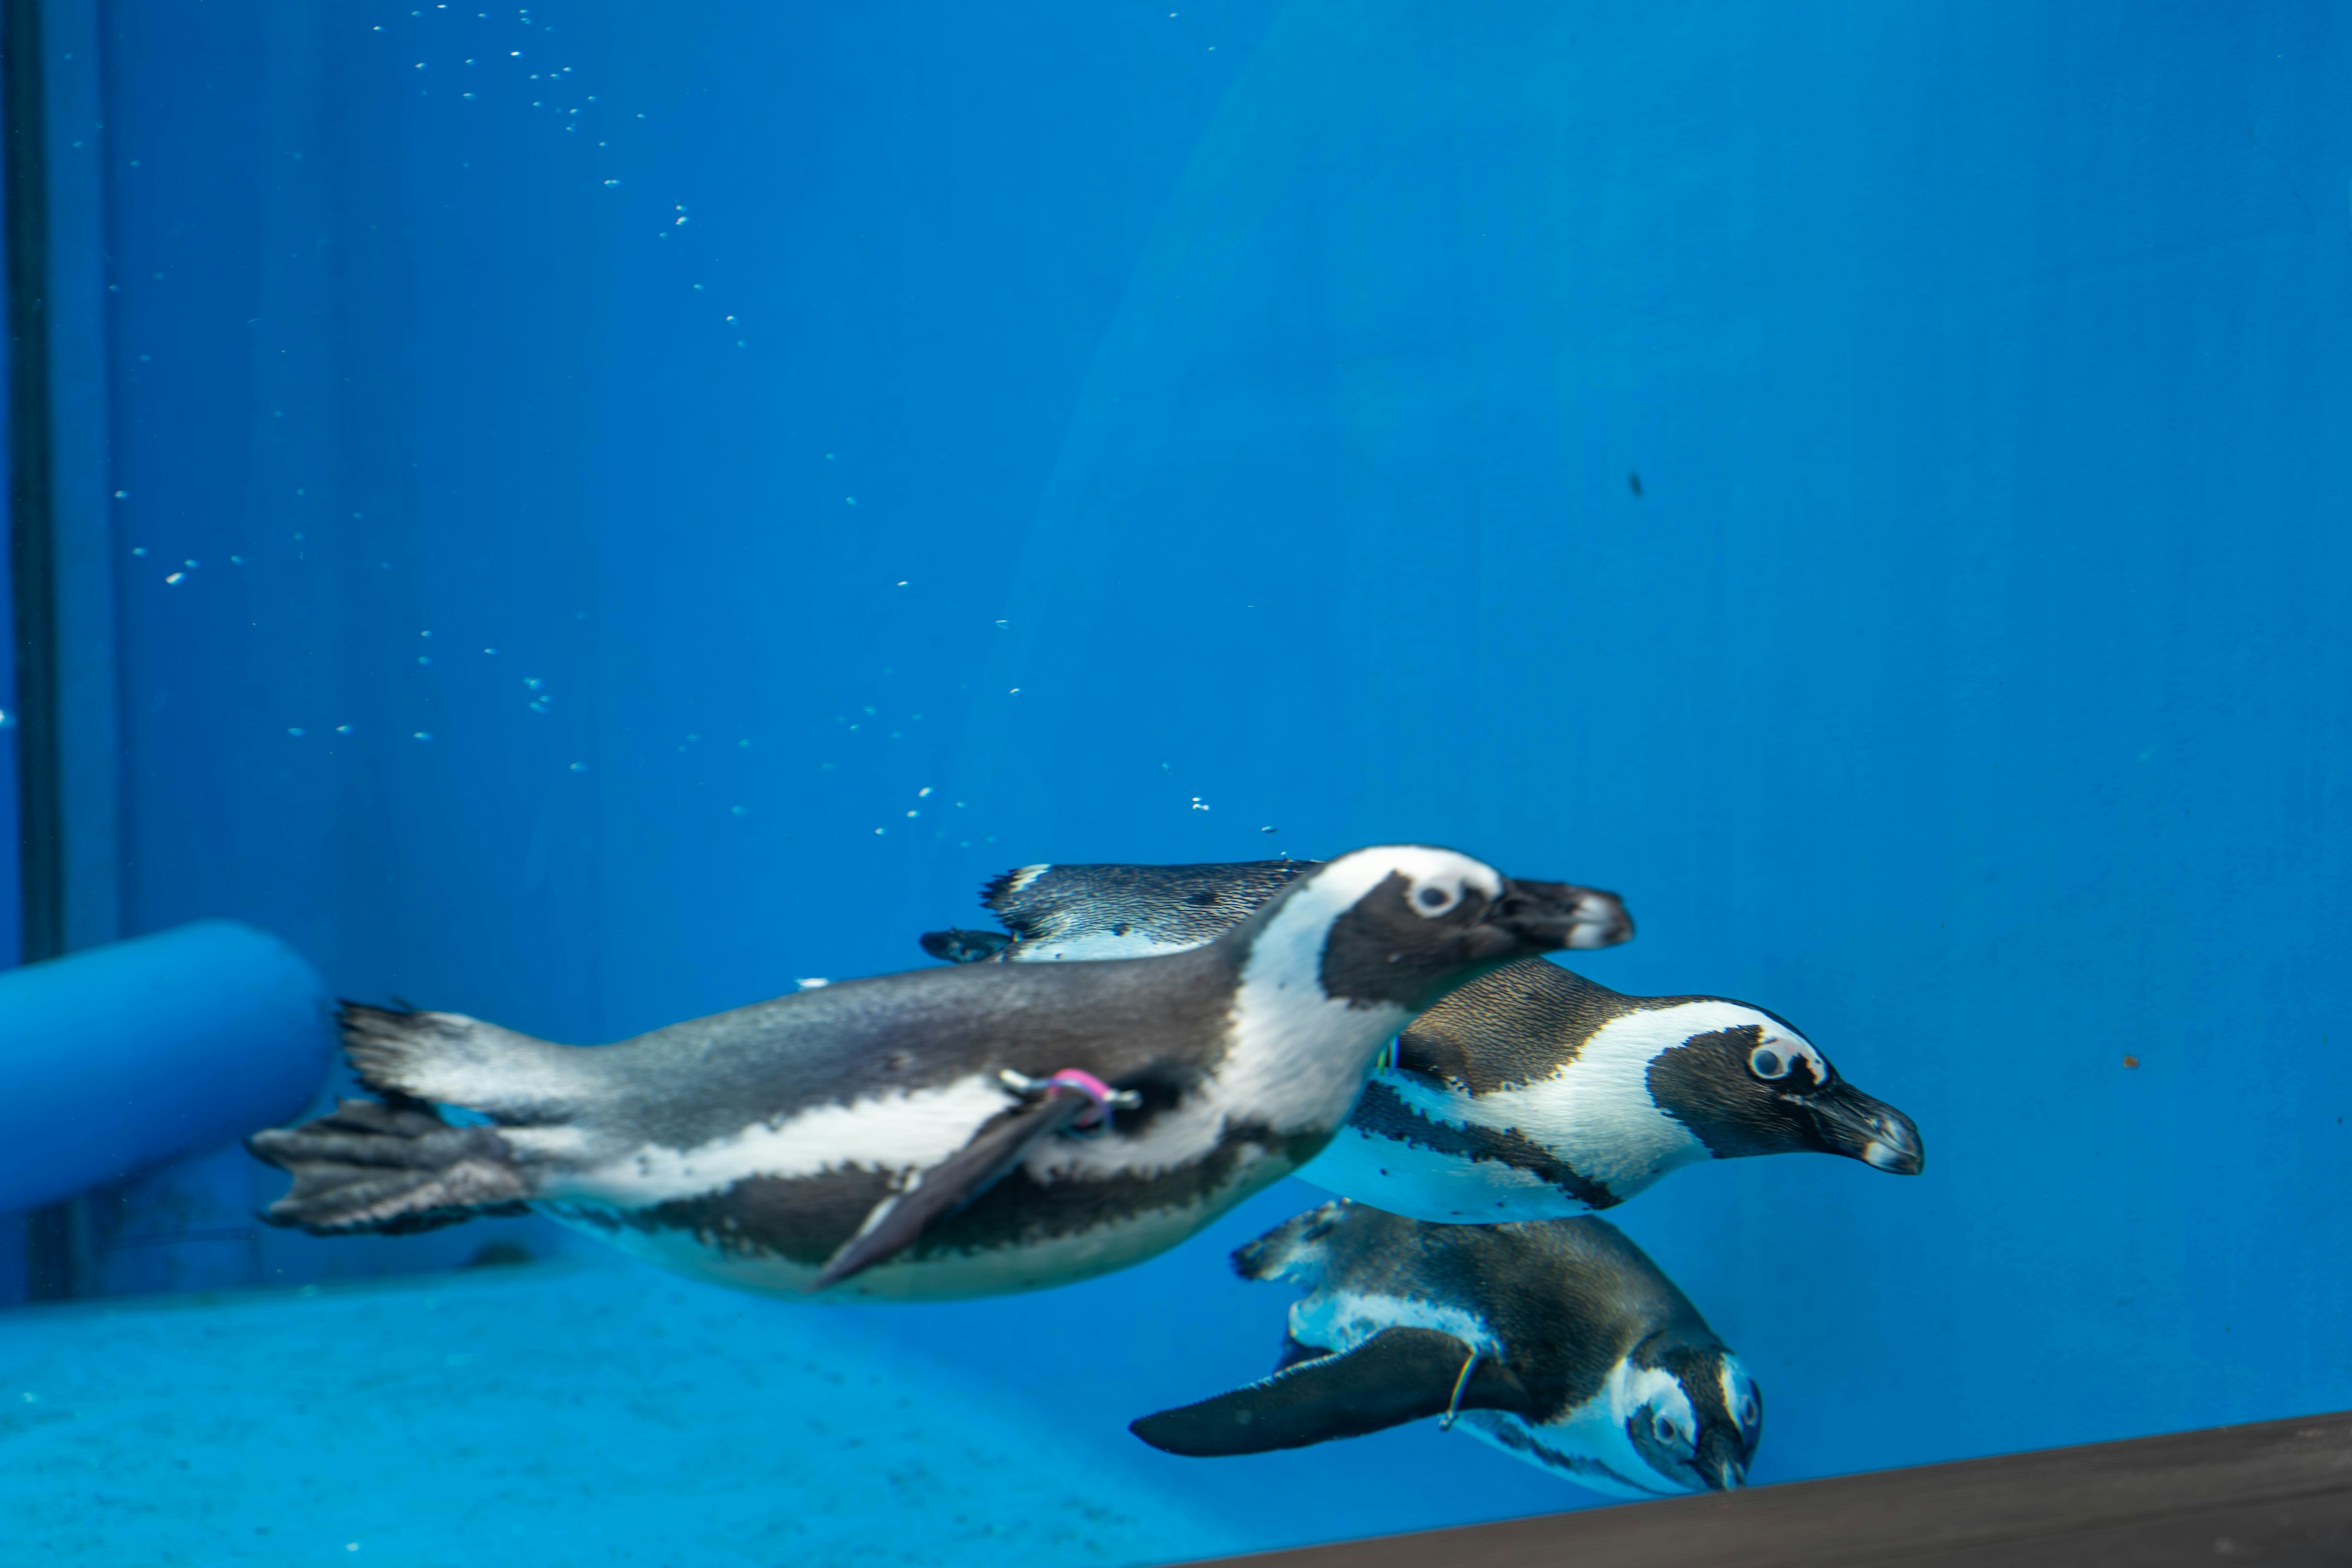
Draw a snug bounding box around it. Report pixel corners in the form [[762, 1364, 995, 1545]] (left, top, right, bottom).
[[1621, 1340, 1762, 1493], [1256, 846, 1605, 1012], [918, 927, 1011, 963], [1641, 1005, 1924, 1177]]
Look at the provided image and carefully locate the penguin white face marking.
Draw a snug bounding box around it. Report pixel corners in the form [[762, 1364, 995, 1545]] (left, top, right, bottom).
[[1218, 848, 1501, 1138], [1462, 1358, 1698, 1499], [1650, 1402, 1691, 1449], [1644, 1011, 1924, 1172], [1723, 1359, 1761, 1437], [1408, 878, 1466, 918], [1404, 857, 1501, 920], [1284, 846, 1501, 930], [1624, 1371, 1704, 1487], [1001, 852, 1512, 1194], [1744, 1032, 1828, 1090]]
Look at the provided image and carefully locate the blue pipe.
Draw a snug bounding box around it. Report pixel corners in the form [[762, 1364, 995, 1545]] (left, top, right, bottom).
[[0, 920, 332, 1213]]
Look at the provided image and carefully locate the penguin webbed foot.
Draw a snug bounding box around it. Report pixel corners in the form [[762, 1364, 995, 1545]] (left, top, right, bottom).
[[813, 1072, 1135, 1289], [1129, 1327, 1534, 1458], [248, 1097, 532, 1235]]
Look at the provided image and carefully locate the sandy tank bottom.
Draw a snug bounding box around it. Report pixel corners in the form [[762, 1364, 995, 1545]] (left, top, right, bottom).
[[0, 1257, 1255, 1568]]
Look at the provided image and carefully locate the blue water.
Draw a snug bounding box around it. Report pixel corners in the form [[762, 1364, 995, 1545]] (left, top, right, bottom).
[[6, 2, 2351, 1562]]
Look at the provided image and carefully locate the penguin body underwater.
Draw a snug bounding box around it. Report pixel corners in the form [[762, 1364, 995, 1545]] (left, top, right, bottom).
[[251, 846, 1596, 1302], [927, 858, 1627, 964], [1131, 1200, 1760, 1498], [921, 860, 1922, 1221]]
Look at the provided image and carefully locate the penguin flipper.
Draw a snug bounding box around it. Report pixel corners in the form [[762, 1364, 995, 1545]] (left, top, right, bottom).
[[1275, 1332, 1331, 1371], [249, 1098, 533, 1235], [814, 1089, 1093, 1288], [1129, 1327, 1535, 1457]]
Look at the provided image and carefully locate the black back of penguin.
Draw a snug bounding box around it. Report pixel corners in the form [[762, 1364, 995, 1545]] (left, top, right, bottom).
[[529, 947, 1249, 1150], [981, 859, 1316, 959], [1133, 1199, 1762, 1494], [1238, 1201, 1708, 1419]]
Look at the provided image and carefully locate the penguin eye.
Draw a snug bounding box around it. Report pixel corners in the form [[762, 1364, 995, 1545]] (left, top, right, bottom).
[[1740, 1394, 1760, 1427], [1747, 1045, 1789, 1080], [1651, 1411, 1679, 1444], [1412, 882, 1459, 916]]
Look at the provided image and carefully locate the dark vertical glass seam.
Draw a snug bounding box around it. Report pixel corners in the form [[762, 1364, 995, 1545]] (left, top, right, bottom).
[[2, 0, 56, 968], [4, 0, 80, 1302]]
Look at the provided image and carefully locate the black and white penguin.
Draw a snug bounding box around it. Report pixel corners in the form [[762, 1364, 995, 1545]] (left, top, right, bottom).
[[250, 846, 1597, 1302], [930, 858, 1630, 963], [1131, 1200, 1760, 1498], [920, 861, 1923, 1222]]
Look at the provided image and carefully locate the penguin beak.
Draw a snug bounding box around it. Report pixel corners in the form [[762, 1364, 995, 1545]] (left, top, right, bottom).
[[1557, 885, 1634, 950], [1489, 880, 1626, 951], [1694, 1429, 1748, 1491], [1804, 1082, 1925, 1175]]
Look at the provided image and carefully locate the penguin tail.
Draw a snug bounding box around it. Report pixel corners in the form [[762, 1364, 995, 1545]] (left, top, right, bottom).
[[339, 1002, 591, 1123], [248, 1098, 533, 1235]]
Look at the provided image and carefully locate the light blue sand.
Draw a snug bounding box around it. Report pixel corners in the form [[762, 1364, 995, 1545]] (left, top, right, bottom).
[[0, 1259, 1256, 1568]]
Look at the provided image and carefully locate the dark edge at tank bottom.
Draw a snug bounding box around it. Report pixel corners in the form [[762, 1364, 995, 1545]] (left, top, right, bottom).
[[1171, 1407, 2352, 1568]]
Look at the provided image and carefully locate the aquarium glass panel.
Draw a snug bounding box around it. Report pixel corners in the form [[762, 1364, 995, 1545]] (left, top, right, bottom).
[[4, 4, 2349, 1564]]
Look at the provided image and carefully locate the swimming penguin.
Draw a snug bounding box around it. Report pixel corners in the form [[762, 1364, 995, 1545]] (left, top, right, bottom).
[[947, 858, 1632, 962], [920, 861, 1923, 1221], [1131, 1200, 1760, 1498], [250, 846, 1598, 1302]]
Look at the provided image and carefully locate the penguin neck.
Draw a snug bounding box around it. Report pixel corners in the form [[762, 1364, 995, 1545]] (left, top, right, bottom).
[[1218, 887, 1413, 1135], [1431, 1005, 1729, 1200], [1490, 1357, 1692, 1500]]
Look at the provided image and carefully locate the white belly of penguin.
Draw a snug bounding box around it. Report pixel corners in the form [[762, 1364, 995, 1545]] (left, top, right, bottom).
[[1300, 1006, 1735, 1220], [529, 971, 1400, 1302], [557, 1192, 1248, 1303], [1297, 1118, 1589, 1223]]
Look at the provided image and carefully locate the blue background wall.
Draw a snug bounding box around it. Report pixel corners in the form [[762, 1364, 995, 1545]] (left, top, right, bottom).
[[7, 0, 2350, 1548]]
